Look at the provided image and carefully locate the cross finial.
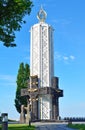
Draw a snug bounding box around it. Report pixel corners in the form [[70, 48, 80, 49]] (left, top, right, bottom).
[[41, 4, 43, 9]]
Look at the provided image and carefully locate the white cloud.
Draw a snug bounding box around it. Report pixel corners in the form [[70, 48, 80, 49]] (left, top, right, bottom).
[[63, 55, 75, 63], [54, 52, 62, 60], [0, 74, 16, 87], [0, 82, 16, 87], [24, 56, 30, 60], [54, 51, 75, 64], [52, 18, 72, 26], [63, 56, 69, 61], [51, 19, 58, 24], [70, 55, 75, 60], [61, 19, 72, 25], [0, 74, 16, 82]]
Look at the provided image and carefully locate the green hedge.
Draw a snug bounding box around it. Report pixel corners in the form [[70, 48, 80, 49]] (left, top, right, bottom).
[[68, 124, 85, 130]]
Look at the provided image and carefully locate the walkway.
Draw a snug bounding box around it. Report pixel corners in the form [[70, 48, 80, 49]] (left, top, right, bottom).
[[33, 122, 77, 130]]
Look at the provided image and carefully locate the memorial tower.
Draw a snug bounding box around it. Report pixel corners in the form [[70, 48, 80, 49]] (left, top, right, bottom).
[[21, 7, 63, 121]]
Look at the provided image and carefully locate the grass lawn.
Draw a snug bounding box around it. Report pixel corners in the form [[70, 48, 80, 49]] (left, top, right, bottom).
[[68, 124, 85, 130], [0, 124, 35, 130]]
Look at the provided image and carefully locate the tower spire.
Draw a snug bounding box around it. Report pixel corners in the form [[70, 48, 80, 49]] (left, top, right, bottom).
[[41, 4, 43, 10], [37, 6, 47, 22]]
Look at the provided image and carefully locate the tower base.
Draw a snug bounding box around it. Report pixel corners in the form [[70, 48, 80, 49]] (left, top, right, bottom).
[[21, 76, 63, 121]]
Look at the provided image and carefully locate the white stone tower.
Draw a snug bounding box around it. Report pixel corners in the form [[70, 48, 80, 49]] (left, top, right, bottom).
[[21, 7, 63, 121], [30, 7, 54, 119]]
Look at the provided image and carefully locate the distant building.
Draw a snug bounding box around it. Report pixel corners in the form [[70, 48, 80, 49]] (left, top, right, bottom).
[[21, 7, 63, 121]]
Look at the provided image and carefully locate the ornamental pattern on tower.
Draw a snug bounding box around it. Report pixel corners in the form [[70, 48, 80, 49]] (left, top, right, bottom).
[[41, 26, 49, 87], [31, 26, 39, 76]]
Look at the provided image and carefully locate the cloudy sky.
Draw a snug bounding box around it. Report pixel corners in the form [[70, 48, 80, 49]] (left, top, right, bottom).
[[0, 0, 85, 120]]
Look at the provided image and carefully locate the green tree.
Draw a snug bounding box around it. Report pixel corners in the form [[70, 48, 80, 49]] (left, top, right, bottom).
[[15, 62, 30, 113], [0, 0, 33, 47]]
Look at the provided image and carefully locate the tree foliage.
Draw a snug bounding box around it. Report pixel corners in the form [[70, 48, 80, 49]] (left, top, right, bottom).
[[15, 62, 30, 113], [0, 0, 33, 47]]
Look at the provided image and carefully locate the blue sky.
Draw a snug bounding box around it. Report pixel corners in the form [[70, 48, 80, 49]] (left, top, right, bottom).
[[0, 0, 85, 120]]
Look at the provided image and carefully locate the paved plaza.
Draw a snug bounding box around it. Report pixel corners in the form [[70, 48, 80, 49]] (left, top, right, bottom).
[[36, 125, 76, 130], [32, 122, 77, 130], [35, 124, 77, 130]]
